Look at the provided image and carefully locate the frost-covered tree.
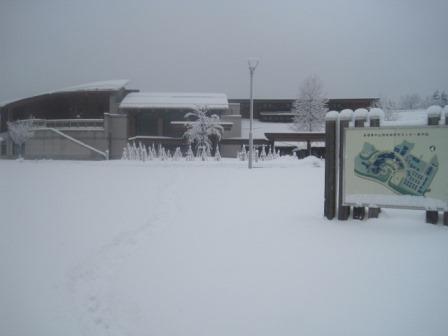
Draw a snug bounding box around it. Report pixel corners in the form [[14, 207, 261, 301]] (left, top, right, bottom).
[[376, 97, 398, 121], [184, 106, 224, 158], [432, 90, 441, 105], [441, 91, 447, 107], [292, 76, 328, 132], [7, 119, 34, 158], [400, 93, 422, 110]]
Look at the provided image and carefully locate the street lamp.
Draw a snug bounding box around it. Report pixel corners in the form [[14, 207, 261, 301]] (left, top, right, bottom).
[[248, 58, 259, 169]]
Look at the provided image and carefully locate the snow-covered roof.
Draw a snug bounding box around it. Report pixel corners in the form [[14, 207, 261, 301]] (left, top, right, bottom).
[[0, 80, 129, 108], [119, 92, 229, 110], [58, 80, 130, 93], [241, 119, 295, 139]]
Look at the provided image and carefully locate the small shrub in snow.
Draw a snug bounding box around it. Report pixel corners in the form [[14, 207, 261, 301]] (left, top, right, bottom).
[[260, 144, 267, 161], [121, 147, 128, 160], [267, 146, 274, 160], [186, 144, 194, 161], [238, 145, 247, 161], [214, 145, 221, 161], [173, 147, 182, 161]]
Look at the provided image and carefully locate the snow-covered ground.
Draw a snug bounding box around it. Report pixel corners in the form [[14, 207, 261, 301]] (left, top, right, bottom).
[[1, 158, 448, 336]]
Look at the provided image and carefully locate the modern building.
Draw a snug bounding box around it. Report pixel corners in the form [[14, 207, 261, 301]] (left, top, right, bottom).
[[0, 80, 244, 159], [229, 98, 378, 121], [0, 80, 378, 160]]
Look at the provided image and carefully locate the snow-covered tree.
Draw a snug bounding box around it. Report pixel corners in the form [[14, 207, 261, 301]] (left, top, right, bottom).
[[400, 93, 422, 110], [441, 91, 447, 107], [376, 96, 398, 121], [432, 90, 441, 106], [7, 119, 34, 158], [292, 76, 328, 132], [184, 106, 224, 157]]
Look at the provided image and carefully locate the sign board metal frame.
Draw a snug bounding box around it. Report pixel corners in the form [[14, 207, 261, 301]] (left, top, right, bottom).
[[342, 125, 448, 211]]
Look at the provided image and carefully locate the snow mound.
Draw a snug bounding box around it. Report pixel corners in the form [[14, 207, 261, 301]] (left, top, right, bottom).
[[325, 111, 339, 120], [339, 109, 353, 120], [427, 105, 442, 117], [368, 108, 385, 120], [354, 108, 368, 120]]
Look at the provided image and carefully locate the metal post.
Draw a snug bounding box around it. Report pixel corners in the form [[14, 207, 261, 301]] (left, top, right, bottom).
[[324, 111, 338, 219], [445, 109, 448, 225], [248, 59, 259, 169], [368, 109, 382, 218], [426, 106, 441, 224], [249, 67, 254, 169], [338, 109, 353, 220], [352, 109, 368, 220]]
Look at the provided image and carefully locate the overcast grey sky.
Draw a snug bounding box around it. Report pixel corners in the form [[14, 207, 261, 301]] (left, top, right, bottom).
[[1, 0, 447, 102]]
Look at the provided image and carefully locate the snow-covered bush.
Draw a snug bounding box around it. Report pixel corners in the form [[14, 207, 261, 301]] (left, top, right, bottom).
[[260, 144, 267, 161], [238, 145, 247, 161], [267, 146, 274, 160], [214, 145, 221, 161], [186, 144, 194, 161], [173, 147, 182, 161]]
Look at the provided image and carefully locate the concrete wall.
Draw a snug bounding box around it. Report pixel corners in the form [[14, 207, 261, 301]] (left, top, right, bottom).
[[220, 143, 240, 158], [104, 113, 128, 159], [221, 115, 242, 138], [24, 129, 107, 160], [227, 103, 241, 115], [109, 88, 129, 115]]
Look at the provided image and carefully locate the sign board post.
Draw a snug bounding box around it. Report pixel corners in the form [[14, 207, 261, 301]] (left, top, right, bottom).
[[338, 110, 352, 220], [324, 112, 338, 219]]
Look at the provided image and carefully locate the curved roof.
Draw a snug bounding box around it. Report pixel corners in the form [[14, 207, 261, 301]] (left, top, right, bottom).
[[120, 92, 229, 110], [1, 80, 129, 108]]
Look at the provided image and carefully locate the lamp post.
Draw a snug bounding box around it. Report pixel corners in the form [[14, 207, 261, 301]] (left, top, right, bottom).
[[248, 58, 259, 169]]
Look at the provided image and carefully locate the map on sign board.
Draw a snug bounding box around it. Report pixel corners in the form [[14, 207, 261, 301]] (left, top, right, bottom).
[[354, 140, 438, 197], [343, 126, 448, 210]]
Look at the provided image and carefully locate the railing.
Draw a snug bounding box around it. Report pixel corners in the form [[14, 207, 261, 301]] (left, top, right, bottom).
[[29, 118, 104, 129]]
